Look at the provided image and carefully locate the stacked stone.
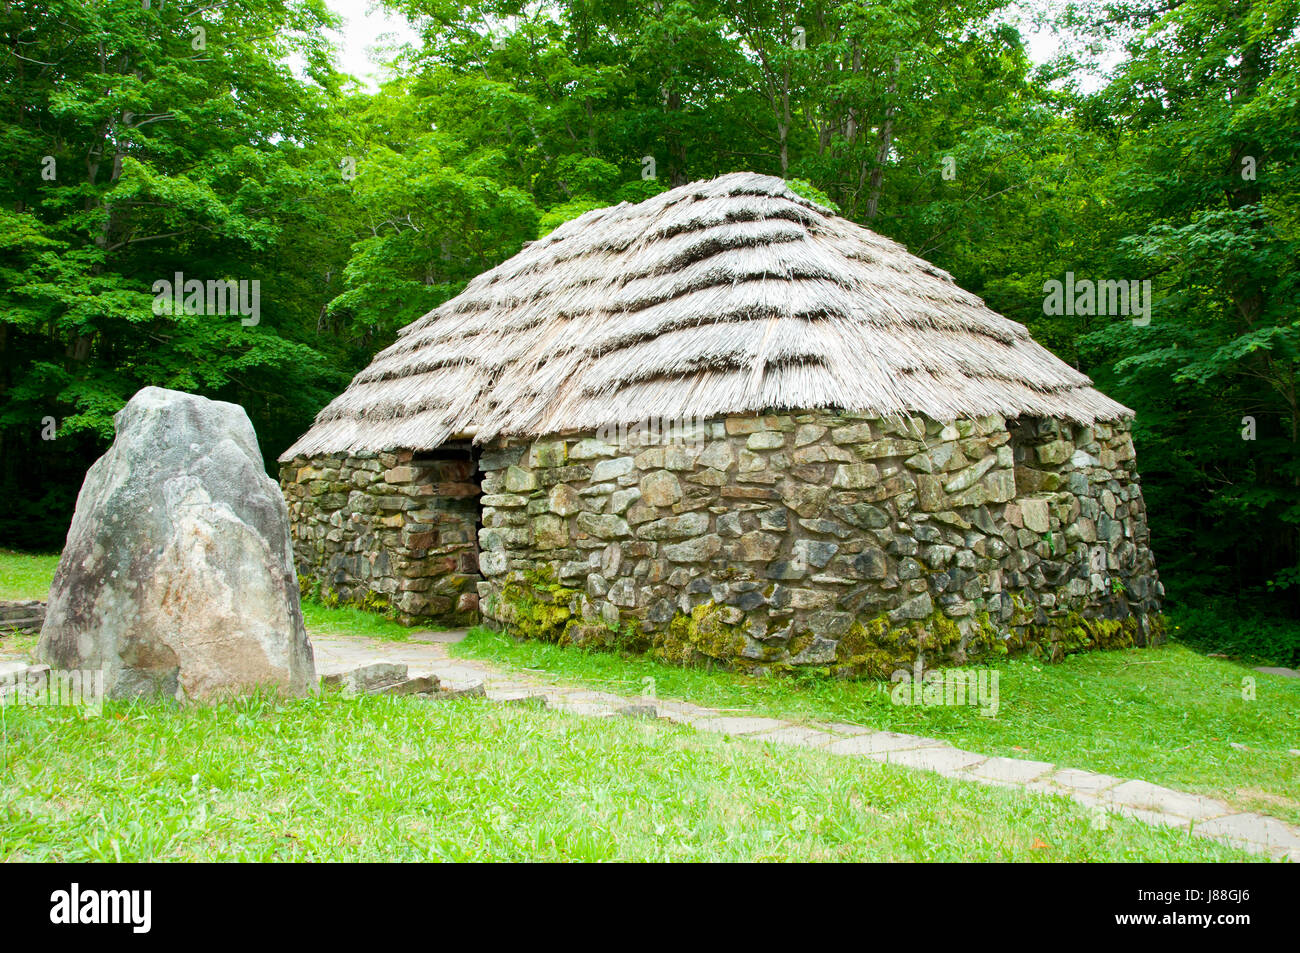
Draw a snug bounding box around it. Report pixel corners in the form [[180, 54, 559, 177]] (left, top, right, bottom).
[[0, 600, 45, 634], [279, 450, 481, 625], [475, 411, 1162, 671]]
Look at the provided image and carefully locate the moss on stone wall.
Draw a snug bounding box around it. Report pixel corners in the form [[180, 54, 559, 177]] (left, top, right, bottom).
[[491, 562, 1168, 678], [830, 609, 1004, 678], [497, 566, 581, 644], [494, 567, 649, 652], [487, 538, 1165, 682], [1009, 611, 1165, 661], [300, 575, 392, 615], [654, 602, 748, 666]]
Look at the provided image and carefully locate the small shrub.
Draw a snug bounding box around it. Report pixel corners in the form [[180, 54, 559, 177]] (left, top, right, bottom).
[[1167, 602, 1300, 667]]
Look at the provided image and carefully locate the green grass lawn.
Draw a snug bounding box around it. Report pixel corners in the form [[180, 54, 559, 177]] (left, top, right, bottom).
[[0, 692, 1257, 861], [299, 600, 417, 641], [452, 628, 1300, 826], [6, 547, 1297, 850], [0, 550, 60, 602]]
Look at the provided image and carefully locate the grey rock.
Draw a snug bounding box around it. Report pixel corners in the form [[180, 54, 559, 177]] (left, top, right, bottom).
[[39, 387, 316, 702], [791, 636, 838, 665], [478, 447, 523, 472], [696, 441, 736, 471], [830, 503, 890, 529], [575, 512, 631, 539], [503, 466, 537, 492], [590, 456, 634, 482], [609, 487, 642, 514], [913, 523, 943, 544], [735, 531, 781, 562], [321, 662, 408, 694], [1020, 498, 1051, 534], [766, 560, 808, 581], [547, 483, 581, 516], [794, 539, 839, 569], [373, 674, 441, 697], [943, 455, 997, 493], [648, 598, 677, 624], [852, 548, 888, 579], [640, 470, 682, 507], [889, 592, 934, 622], [569, 438, 616, 460], [618, 703, 660, 719], [887, 536, 918, 556], [637, 512, 710, 540], [663, 534, 723, 562], [717, 512, 743, 537], [808, 611, 852, 636], [747, 431, 786, 450], [921, 544, 956, 569]]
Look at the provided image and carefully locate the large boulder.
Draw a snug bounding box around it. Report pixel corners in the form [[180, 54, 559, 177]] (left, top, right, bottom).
[[38, 387, 316, 702]]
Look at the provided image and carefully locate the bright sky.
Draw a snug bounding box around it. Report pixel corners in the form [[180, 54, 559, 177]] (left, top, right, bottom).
[[325, 0, 420, 90]]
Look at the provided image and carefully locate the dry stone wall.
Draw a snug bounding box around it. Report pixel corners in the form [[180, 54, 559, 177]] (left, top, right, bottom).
[[476, 411, 1163, 674], [280, 449, 481, 626]]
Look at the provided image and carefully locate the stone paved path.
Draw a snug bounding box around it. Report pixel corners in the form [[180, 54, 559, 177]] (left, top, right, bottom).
[[314, 631, 1300, 862]]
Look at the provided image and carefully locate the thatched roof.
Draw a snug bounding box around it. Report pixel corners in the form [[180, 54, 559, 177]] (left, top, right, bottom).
[[282, 172, 1130, 460]]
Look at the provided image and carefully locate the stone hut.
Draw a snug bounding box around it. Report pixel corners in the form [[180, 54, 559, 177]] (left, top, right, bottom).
[[280, 172, 1163, 674]]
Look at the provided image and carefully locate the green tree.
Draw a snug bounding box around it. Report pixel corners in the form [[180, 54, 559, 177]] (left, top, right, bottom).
[[0, 0, 356, 546]]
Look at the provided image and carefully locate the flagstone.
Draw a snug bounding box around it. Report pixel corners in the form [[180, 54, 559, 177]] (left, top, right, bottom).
[[964, 756, 1056, 785]]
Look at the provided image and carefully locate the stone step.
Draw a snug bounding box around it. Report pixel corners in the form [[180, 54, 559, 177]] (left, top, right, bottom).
[[372, 675, 440, 696], [423, 682, 485, 701], [0, 599, 46, 633], [0, 616, 43, 631], [321, 661, 411, 694], [318, 661, 490, 700]]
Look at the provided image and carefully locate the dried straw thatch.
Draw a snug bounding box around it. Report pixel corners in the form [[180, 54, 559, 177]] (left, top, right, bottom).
[[282, 172, 1130, 459]]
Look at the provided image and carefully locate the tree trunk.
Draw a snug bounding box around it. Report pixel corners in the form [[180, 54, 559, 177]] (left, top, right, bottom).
[[865, 54, 900, 221]]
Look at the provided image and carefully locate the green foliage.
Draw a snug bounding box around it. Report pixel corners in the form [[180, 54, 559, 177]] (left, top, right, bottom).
[[537, 198, 608, 235], [1168, 604, 1300, 668], [0, 0, 355, 547], [1070, 0, 1300, 605], [784, 178, 839, 213]]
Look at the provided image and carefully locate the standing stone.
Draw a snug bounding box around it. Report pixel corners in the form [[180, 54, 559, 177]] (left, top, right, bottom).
[[37, 387, 316, 702]]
